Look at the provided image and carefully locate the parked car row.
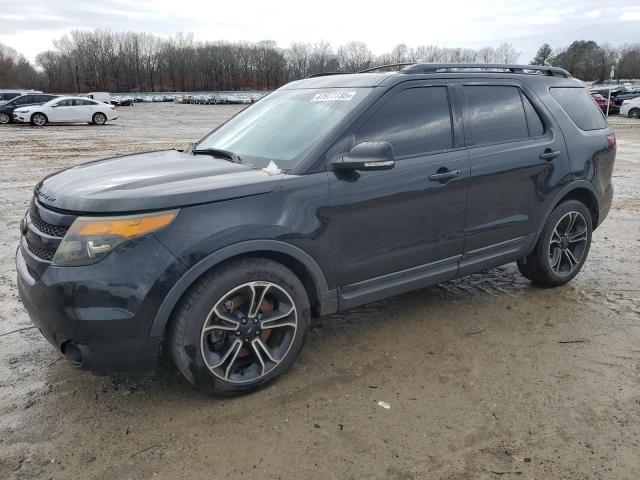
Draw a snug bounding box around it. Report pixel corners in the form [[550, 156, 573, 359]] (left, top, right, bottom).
[[1, 94, 117, 126], [590, 86, 640, 116], [174, 92, 264, 104], [1, 90, 269, 125], [0, 93, 59, 124]]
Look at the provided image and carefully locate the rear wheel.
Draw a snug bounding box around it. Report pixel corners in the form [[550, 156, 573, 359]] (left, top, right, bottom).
[[92, 112, 107, 125], [30, 113, 47, 126], [629, 108, 640, 119], [169, 258, 310, 395], [517, 200, 592, 287], [0, 112, 10, 124]]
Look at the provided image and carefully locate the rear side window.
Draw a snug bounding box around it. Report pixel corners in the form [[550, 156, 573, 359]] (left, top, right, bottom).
[[463, 86, 529, 145], [356, 87, 453, 158], [550, 87, 607, 131], [56, 99, 78, 107]]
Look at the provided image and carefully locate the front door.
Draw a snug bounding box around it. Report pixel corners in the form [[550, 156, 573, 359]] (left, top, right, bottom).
[[50, 98, 77, 122], [327, 84, 470, 309]]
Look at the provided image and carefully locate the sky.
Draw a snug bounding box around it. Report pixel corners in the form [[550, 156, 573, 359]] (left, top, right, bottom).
[[0, 0, 639, 65]]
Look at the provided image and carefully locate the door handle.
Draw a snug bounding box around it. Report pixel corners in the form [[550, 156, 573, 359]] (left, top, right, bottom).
[[539, 149, 561, 161], [429, 169, 461, 182]]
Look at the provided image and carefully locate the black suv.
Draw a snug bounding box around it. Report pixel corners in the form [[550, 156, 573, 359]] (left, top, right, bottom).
[[17, 64, 616, 395], [0, 93, 59, 124]]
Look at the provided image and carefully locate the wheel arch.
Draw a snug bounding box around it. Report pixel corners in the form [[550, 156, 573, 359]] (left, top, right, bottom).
[[533, 181, 600, 246], [150, 240, 337, 337]]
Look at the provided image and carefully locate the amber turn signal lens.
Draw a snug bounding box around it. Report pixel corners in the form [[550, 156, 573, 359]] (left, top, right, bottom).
[[71, 211, 178, 239]]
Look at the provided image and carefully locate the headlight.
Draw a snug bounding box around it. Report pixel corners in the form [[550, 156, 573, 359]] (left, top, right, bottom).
[[52, 210, 179, 266]]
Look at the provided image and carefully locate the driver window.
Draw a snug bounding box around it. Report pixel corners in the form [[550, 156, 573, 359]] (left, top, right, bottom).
[[356, 87, 453, 159]]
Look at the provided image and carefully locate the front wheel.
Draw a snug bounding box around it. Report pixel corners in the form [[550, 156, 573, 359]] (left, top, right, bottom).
[[629, 108, 640, 119], [92, 112, 107, 125], [30, 113, 47, 126], [517, 200, 592, 287], [169, 258, 310, 395]]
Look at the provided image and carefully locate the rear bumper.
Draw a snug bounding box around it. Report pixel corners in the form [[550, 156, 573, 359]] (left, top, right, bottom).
[[16, 233, 186, 373]]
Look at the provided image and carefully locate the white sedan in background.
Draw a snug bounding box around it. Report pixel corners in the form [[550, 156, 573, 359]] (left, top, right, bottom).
[[620, 97, 640, 119], [13, 96, 118, 126]]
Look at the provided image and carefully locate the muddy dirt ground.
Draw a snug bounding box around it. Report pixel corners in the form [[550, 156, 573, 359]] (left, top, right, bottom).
[[0, 103, 639, 480]]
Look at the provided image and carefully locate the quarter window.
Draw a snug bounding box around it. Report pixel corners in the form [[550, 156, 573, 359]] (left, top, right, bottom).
[[356, 87, 453, 158], [550, 87, 608, 131], [463, 85, 531, 146]]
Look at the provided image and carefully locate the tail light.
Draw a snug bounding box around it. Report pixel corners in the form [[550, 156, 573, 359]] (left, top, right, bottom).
[[606, 133, 616, 150]]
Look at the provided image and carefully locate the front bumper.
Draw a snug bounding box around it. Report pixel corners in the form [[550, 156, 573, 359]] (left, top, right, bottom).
[[16, 233, 186, 373]]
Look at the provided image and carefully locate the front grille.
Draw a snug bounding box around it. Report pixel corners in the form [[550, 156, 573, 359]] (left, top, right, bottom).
[[29, 208, 69, 237], [22, 200, 74, 263], [25, 236, 56, 261]]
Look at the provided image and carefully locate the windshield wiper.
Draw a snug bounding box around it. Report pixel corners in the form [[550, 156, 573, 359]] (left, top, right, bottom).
[[191, 147, 242, 164]]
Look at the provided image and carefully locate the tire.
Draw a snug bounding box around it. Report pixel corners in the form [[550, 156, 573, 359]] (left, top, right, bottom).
[[517, 200, 592, 287], [169, 258, 310, 395], [0, 112, 10, 124], [30, 113, 47, 126], [629, 108, 640, 119], [92, 112, 107, 125]]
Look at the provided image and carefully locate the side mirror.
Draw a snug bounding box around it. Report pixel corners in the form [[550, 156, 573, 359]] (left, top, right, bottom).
[[333, 141, 395, 171]]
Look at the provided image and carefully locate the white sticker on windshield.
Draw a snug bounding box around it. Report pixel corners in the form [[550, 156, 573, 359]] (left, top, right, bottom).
[[310, 91, 356, 102], [262, 160, 281, 175]]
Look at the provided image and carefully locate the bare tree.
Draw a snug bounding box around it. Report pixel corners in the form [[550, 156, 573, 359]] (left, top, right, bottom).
[[337, 41, 373, 72]]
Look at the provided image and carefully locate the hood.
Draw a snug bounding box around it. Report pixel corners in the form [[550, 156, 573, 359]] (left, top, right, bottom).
[[36, 149, 285, 213]]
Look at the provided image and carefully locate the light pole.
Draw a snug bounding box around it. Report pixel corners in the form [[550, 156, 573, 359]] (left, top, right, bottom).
[[606, 65, 614, 117]]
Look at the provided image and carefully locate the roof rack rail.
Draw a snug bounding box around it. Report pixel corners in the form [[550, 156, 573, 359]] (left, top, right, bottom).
[[401, 63, 571, 78], [358, 63, 417, 73], [306, 72, 349, 78]]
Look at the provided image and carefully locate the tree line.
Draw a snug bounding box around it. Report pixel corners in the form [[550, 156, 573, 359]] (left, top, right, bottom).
[[0, 30, 638, 93], [531, 40, 640, 83], [1, 31, 520, 92]]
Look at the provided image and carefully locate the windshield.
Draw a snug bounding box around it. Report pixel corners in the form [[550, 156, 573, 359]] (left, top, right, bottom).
[[196, 88, 371, 170]]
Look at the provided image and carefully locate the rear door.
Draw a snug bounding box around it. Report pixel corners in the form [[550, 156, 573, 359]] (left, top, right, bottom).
[[457, 81, 570, 274], [328, 83, 469, 308], [77, 99, 99, 121]]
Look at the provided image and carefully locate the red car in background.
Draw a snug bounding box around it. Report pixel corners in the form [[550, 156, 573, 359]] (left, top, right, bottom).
[[591, 93, 611, 113]]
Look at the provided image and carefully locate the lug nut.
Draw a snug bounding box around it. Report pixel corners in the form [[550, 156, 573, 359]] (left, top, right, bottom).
[[241, 318, 247, 324], [255, 330, 260, 335], [235, 331, 241, 336], [253, 319, 258, 324]]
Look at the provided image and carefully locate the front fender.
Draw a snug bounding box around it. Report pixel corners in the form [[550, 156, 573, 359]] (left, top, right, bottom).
[[148, 239, 334, 337]]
